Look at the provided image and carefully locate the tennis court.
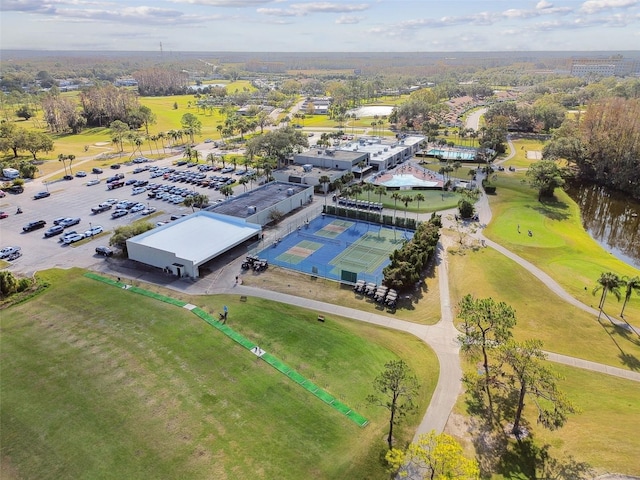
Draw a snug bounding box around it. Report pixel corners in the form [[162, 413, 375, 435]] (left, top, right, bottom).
[[254, 215, 413, 284]]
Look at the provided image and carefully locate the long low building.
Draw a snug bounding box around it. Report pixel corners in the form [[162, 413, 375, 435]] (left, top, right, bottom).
[[126, 211, 262, 278]]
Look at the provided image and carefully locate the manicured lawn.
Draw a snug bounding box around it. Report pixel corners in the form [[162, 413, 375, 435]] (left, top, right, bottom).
[[447, 242, 640, 370], [0, 268, 439, 480], [350, 189, 464, 213], [453, 362, 640, 478], [502, 138, 547, 169], [481, 173, 640, 322]]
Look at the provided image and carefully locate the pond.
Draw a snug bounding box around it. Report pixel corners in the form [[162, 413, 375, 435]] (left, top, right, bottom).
[[567, 183, 640, 269]]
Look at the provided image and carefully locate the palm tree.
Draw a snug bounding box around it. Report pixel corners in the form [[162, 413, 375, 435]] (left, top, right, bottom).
[[58, 154, 68, 176], [620, 275, 640, 317], [220, 184, 234, 198], [391, 192, 402, 223], [414, 193, 425, 220], [374, 185, 387, 204], [206, 153, 216, 168], [401, 194, 413, 220], [238, 176, 249, 192], [67, 154, 76, 175], [318, 175, 331, 206], [593, 272, 623, 321]]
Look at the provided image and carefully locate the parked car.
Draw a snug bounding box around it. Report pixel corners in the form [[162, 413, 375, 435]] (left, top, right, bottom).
[[59, 231, 79, 243], [110, 163, 121, 169], [63, 233, 84, 244], [130, 203, 145, 213], [8, 185, 24, 194], [141, 206, 156, 215], [91, 204, 112, 214], [87, 179, 100, 186], [0, 246, 21, 258], [132, 186, 147, 195], [84, 225, 103, 237], [33, 191, 51, 200], [75, 171, 87, 177], [59, 217, 81, 227], [125, 178, 137, 185], [23, 220, 46, 232], [63, 175, 74, 181], [53, 217, 66, 225], [92, 167, 103, 174], [103, 198, 119, 205], [44, 225, 65, 238], [0, 211, 8, 219], [111, 209, 128, 219], [95, 246, 114, 257]]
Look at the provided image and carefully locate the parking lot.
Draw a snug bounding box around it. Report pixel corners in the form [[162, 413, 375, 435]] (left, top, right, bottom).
[[0, 154, 237, 276]]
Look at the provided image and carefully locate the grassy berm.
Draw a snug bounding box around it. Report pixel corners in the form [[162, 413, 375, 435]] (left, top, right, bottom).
[[0, 269, 438, 480]]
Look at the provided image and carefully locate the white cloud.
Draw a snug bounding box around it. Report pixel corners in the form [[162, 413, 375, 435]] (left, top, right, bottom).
[[258, 2, 369, 17], [335, 15, 363, 24], [580, 0, 639, 14], [536, 0, 554, 9], [170, 0, 273, 6]]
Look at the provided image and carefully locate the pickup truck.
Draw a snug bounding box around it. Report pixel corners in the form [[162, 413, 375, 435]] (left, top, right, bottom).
[[107, 180, 124, 190], [91, 203, 113, 214]]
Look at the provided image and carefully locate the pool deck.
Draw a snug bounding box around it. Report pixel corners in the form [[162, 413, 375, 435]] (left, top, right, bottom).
[[371, 162, 444, 189]]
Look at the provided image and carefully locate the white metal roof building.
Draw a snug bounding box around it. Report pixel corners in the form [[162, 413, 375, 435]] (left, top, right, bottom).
[[126, 211, 262, 278]]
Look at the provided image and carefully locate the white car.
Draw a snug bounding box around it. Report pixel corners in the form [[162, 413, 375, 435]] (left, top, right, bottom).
[[141, 206, 156, 215], [0, 246, 21, 258], [63, 233, 84, 244], [87, 179, 100, 186], [103, 198, 119, 205], [130, 203, 145, 213], [132, 186, 147, 195], [84, 225, 104, 237]]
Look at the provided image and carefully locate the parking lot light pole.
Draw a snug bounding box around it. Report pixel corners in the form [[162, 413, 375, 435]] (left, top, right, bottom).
[[89, 221, 92, 236]]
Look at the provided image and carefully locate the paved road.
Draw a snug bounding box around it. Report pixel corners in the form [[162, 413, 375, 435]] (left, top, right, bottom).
[[465, 107, 487, 131]]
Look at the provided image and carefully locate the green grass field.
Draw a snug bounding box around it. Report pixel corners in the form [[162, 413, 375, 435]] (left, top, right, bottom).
[[447, 244, 640, 370], [0, 268, 439, 480], [481, 168, 640, 322], [453, 361, 640, 478]]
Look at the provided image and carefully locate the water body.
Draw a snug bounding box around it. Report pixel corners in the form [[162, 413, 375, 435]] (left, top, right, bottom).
[[567, 184, 640, 269], [347, 106, 394, 117]]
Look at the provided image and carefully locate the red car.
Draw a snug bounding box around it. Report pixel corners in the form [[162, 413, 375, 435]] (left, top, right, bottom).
[[0, 211, 8, 219]]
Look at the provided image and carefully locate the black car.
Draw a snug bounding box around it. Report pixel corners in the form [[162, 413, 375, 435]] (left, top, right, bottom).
[[110, 163, 121, 169], [63, 175, 74, 181], [95, 246, 114, 257], [33, 191, 51, 200], [8, 185, 24, 194], [44, 225, 64, 237], [92, 167, 103, 174], [23, 220, 46, 232]]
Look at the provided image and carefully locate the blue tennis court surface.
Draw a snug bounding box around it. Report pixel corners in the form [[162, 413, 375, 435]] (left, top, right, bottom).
[[254, 215, 413, 284]]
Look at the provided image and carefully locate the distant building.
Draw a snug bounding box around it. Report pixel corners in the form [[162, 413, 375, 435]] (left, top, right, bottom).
[[301, 97, 332, 115], [570, 55, 640, 77]]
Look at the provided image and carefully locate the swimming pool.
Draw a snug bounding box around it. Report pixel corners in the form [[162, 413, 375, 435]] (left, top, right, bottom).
[[381, 174, 440, 188], [427, 148, 476, 161]]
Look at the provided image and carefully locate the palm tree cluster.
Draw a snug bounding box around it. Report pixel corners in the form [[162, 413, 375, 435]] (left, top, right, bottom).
[[593, 272, 640, 320], [382, 214, 441, 291]]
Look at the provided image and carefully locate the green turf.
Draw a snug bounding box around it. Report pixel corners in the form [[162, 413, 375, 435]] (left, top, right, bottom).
[[85, 272, 369, 427], [1, 268, 438, 479], [482, 169, 640, 321], [448, 245, 640, 370]]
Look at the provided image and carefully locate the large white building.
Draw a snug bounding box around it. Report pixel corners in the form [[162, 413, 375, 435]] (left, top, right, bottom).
[[126, 211, 262, 278]]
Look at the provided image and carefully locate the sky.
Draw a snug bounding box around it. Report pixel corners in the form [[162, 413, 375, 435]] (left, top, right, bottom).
[[1, 0, 639, 52]]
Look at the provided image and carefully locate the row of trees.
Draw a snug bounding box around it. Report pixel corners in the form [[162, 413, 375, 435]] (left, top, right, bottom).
[[382, 214, 441, 291]]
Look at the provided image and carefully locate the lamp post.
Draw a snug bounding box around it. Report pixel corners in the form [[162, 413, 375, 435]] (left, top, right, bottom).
[[89, 221, 93, 237]]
